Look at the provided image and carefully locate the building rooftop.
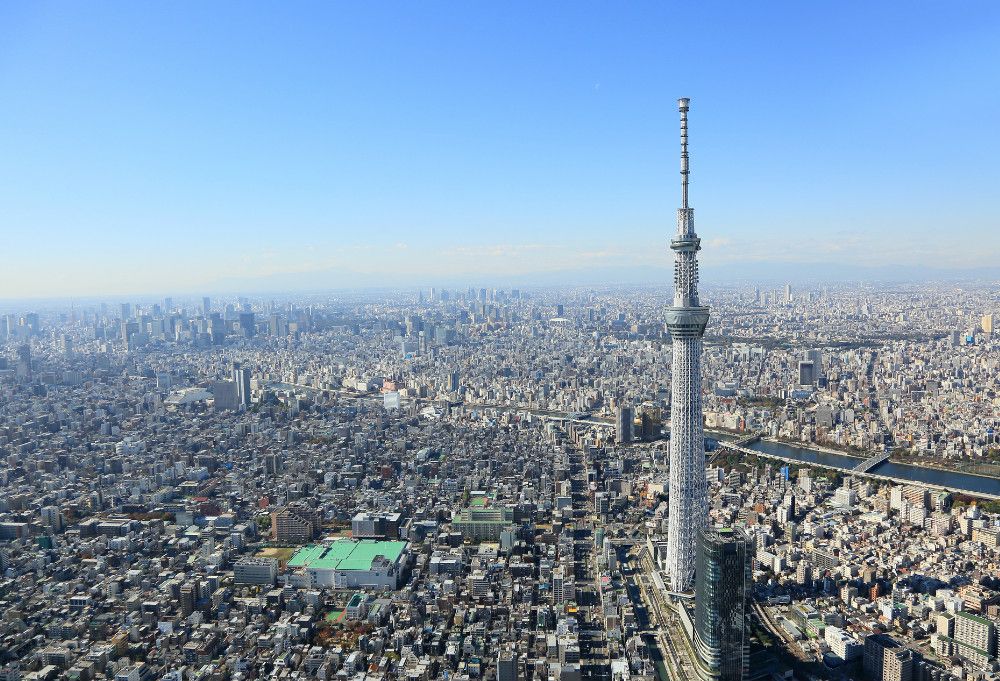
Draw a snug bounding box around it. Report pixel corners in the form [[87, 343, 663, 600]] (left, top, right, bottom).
[[288, 539, 407, 571], [955, 610, 994, 627]]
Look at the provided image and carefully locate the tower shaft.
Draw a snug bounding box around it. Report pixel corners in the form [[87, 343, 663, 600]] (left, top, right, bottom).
[[664, 97, 710, 592]]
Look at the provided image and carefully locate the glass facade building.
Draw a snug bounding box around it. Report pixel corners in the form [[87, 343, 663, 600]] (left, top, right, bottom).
[[694, 526, 750, 680]]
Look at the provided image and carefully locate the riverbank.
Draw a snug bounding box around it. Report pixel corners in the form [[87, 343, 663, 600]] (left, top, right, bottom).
[[707, 428, 1000, 484], [706, 428, 866, 460], [889, 455, 1000, 483], [727, 438, 1000, 500], [768, 437, 866, 462]]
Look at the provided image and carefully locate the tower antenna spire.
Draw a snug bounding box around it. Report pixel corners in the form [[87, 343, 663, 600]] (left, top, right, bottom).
[[679, 97, 690, 210]]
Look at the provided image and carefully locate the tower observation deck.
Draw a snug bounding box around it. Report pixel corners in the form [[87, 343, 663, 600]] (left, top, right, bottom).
[[664, 97, 710, 593]]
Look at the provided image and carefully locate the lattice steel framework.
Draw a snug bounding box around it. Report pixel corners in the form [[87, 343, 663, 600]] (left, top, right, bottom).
[[664, 98, 710, 592]]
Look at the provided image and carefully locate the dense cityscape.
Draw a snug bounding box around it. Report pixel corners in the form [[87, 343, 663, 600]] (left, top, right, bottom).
[[3, 3, 998, 680], [2, 263, 1000, 681]]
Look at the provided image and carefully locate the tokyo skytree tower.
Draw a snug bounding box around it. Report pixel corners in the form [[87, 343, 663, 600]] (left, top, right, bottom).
[[664, 97, 710, 593]]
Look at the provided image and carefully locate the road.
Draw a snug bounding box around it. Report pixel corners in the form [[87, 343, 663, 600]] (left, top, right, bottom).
[[270, 381, 616, 427], [570, 445, 612, 681]]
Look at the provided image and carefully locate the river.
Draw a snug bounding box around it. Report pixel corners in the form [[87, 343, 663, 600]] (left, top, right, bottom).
[[709, 432, 1000, 498]]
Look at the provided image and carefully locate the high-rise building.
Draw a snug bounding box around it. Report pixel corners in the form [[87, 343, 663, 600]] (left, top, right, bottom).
[[864, 634, 914, 681], [15, 344, 31, 383], [268, 312, 286, 336], [982, 314, 994, 335], [497, 643, 519, 681], [640, 410, 661, 441], [882, 647, 915, 681], [953, 611, 996, 666], [664, 97, 710, 592], [209, 314, 226, 345], [551, 566, 566, 604], [40, 506, 63, 533], [23, 313, 40, 336], [179, 583, 196, 616], [616, 406, 633, 444], [211, 380, 240, 411], [202, 296, 211, 316], [796, 560, 813, 587], [264, 453, 284, 475], [271, 503, 322, 543], [233, 362, 252, 410], [798, 360, 816, 386], [694, 526, 750, 681], [805, 349, 823, 382], [238, 311, 256, 338], [784, 283, 792, 303], [120, 320, 141, 351]]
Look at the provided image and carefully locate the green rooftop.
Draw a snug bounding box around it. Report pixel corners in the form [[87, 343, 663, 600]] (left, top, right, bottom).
[[288, 539, 407, 571], [956, 610, 993, 627], [287, 544, 326, 568]]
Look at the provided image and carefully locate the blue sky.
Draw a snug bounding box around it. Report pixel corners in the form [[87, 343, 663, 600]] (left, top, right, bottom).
[[1, 2, 999, 297]]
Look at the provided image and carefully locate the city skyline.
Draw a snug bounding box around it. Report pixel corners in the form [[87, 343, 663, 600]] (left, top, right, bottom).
[[2, 2, 1000, 298], [4, 5, 1000, 678], [4, 275, 1000, 681]]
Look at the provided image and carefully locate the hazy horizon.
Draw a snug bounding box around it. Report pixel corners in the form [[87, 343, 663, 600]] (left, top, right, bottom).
[[4, 260, 1000, 312]]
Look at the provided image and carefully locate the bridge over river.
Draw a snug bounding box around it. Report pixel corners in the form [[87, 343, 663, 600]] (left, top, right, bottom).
[[710, 431, 1000, 500]]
